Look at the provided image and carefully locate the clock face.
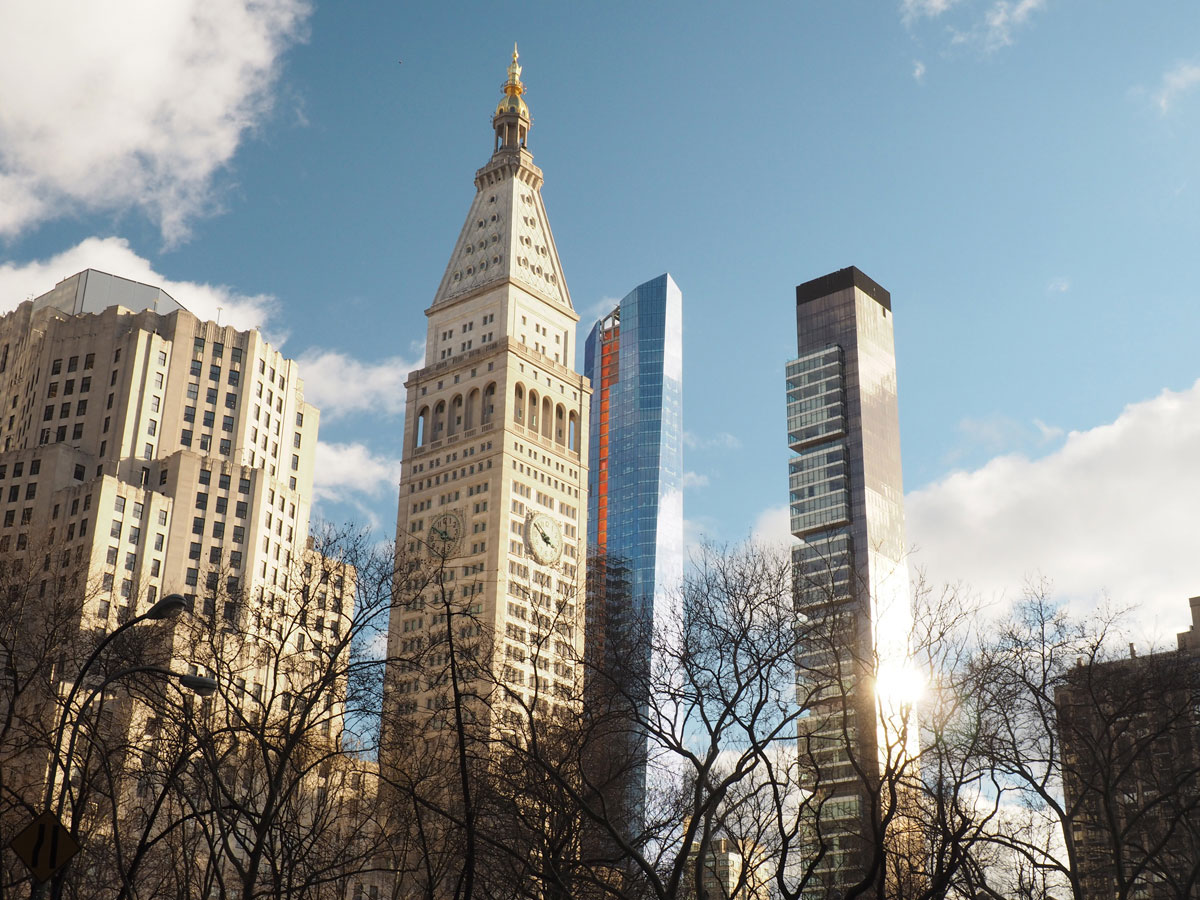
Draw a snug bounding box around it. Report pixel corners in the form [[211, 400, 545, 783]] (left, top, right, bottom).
[[524, 511, 563, 565], [428, 512, 464, 557]]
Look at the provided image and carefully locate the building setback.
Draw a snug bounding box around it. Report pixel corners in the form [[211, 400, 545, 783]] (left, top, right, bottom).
[[786, 266, 912, 896], [584, 273, 683, 840]]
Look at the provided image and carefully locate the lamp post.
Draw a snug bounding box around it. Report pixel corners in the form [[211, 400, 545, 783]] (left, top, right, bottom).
[[30, 592, 216, 898], [42, 593, 188, 811]]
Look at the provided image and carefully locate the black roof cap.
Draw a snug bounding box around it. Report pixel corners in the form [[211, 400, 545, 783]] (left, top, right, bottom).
[[796, 266, 891, 312]]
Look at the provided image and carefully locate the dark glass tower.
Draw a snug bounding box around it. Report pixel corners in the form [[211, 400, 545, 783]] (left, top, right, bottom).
[[584, 273, 683, 842], [787, 267, 912, 897]]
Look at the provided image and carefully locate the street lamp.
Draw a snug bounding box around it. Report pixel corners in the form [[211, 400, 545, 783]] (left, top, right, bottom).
[[42, 593, 191, 811]]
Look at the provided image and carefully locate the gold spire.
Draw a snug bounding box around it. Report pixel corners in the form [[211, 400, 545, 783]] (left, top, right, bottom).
[[505, 43, 523, 95], [496, 43, 529, 118]]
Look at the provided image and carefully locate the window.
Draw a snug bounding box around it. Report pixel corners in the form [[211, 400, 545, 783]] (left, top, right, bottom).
[[187, 382, 198, 400], [192, 517, 204, 535], [180, 430, 193, 447], [106, 546, 118, 565], [219, 439, 231, 454], [194, 337, 205, 353], [111, 520, 122, 538], [124, 552, 136, 571], [232, 525, 245, 543], [199, 469, 211, 485], [80, 376, 90, 392], [222, 416, 233, 432], [228, 370, 240, 386], [154, 372, 163, 388], [51, 359, 62, 375], [215, 497, 227, 514], [72, 423, 83, 440], [218, 473, 230, 490], [209, 365, 221, 382], [75, 399, 86, 415], [184, 406, 195, 423], [110, 370, 118, 386], [115, 497, 126, 513], [202, 410, 215, 427], [73, 464, 85, 481], [150, 559, 160, 576], [150, 395, 160, 412], [190, 360, 202, 376], [147, 419, 157, 436], [189, 542, 201, 559], [157, 350, 167, 366], [128, 526, 140, 544], [206, 387, 218, 404], [103, 416, 110, 433], [196, 493, 208, 510], [186, 568, 198, 586], [84, 353, 94, 369], [43, 406, 53, 421], [154, 533, 164, 550], [212, 521, 225, 538], [293, 433, 301, 448], [296, 411, 304, 427], [235, 501, 247, 518], [212, 342, 224, 358], [143, 443, 153, 460], [225, 392, 236, 409], [209, 546, 222, 563], [239, 477, 251, 493], [291, 454, 299, 471]]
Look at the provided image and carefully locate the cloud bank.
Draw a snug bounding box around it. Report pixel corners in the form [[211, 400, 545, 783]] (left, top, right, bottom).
[[295, 349, 422, 421], [0, 0, 311, 243], [907, 380, 1200, 635], [0, 237, 276, 330]]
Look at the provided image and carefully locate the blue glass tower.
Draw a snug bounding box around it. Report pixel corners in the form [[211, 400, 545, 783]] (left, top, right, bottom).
[[584, 273, 683, 842]]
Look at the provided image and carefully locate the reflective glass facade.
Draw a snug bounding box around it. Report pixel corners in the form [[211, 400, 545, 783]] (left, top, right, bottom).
[[787, 267, 911, 896], [584, 273, 683, 839]]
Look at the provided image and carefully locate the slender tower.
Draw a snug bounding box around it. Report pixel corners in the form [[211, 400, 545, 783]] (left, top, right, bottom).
[[787, 267, 913, 897], [387, 48, 590, 736], [583, 273, 683, 840]]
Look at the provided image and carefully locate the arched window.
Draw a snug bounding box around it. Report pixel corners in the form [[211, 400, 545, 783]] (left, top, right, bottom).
[[568, 411, 579, 451], [514, 384, 525, 423], [416, 406, 430, 447], [541, 396, 553, 440], [482, 383, 497, 425], [448, 395, 463, 436], [528, 390, 539, 431], [555, 404, 566, 445], [466, 388, 480, 431], [433, 401, 446, 439]]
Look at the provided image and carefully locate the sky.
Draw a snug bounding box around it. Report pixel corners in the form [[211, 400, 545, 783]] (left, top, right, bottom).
[[1, 0, 1198, 643]]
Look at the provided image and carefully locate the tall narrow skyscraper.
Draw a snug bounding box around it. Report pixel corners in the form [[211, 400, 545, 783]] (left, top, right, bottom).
[[584, 273, 683, 838], [387, 48, 590, 736], [786, 266, 912, 895]]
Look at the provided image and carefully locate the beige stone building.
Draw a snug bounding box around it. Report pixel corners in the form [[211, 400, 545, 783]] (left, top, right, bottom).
[[387, 47, 590, 733], [0, 266, 330, 683]]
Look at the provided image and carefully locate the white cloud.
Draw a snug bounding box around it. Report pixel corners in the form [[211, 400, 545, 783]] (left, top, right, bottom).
[[0, 0, 310, 244], [901, 0, 963, 21], [295, 348, 422, 421], [683, 430, 742, 451], [1155, 61, 1200, 114], [913, 60, 927, 83], [750, 504, 795, 551], [980, 0, 1046, 49], [907, 380, 1200, 638], [1047, 276, 1070, 293], [0, 236, 275, 330], [681, 471, 710, 490], [580, 296, 621, 329], [313, 441, 404, 502]]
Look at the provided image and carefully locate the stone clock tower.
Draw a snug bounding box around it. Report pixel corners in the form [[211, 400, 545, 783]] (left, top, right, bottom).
[[386, 48, 590, 734]]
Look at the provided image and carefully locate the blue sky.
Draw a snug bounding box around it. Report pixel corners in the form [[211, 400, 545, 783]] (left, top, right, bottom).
[[1, 1, 1198, 638]]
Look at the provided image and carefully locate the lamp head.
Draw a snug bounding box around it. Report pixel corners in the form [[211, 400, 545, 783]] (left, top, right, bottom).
[[146, 593, 187, 620], [178, 674, 218, 697]]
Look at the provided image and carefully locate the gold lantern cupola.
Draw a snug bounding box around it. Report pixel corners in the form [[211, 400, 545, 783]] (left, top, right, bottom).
[[493, 43, 530, 154]]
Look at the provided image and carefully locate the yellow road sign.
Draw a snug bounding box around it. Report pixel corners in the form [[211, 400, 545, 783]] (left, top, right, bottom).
[[9, 811, 80, 883]]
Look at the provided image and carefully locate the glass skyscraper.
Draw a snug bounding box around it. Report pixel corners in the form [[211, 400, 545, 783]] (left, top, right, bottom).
[[786, 266, 912, 897], [584, 272, 683, 841]]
